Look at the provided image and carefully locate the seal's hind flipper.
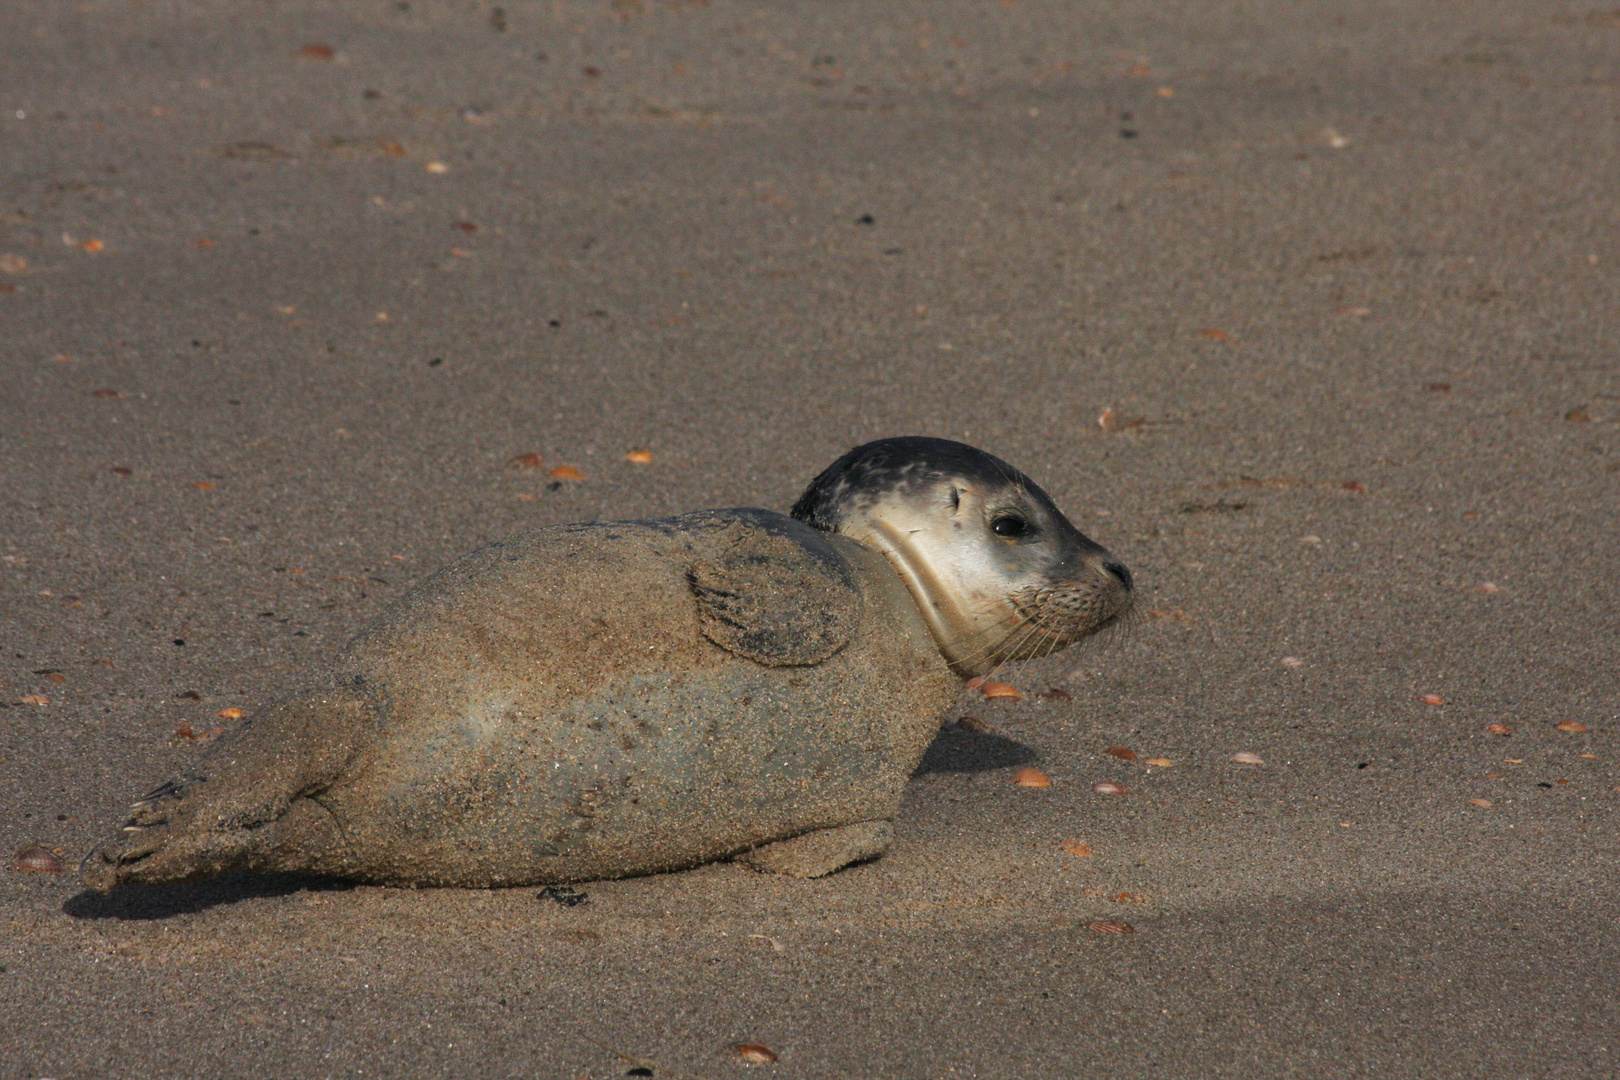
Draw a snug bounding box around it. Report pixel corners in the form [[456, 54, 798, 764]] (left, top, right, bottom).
[[686, 515, 861, 666], [81, 691, 376, 892], [734, 820, 893, 878]]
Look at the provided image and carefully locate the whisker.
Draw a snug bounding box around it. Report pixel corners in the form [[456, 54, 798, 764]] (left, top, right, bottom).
[[1024, 609, 1065, 667], [958, 610, 1041, 665], [989, 604, 1070, 681], [957, 616, 1040, 676], [943, 608, 1032, 670], [981, 612, 1051, 679]]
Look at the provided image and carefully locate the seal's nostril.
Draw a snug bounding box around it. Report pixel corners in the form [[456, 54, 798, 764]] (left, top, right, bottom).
[[1104, 562, 1133, 591]]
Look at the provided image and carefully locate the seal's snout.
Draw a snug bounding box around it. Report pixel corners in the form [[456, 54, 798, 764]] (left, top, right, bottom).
[[1085, 555, 1135, 624]]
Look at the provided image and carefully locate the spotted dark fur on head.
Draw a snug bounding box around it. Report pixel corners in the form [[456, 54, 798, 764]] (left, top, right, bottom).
[[791, 437, 1051, 530]]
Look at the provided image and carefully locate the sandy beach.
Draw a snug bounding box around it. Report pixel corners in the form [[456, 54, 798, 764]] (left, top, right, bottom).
[[2, 1, 1617, 1076]]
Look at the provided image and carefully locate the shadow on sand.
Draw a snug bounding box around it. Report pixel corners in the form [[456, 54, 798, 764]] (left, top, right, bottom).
[[63, 872, 355, 921], [914, 724, 1038, 775]]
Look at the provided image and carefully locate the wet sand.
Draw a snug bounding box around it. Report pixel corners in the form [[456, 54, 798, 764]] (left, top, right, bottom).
[[2, 1, 1617, 1076]]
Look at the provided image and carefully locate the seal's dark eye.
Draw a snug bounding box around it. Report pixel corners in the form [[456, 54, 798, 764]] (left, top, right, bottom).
[[991, 515, 1031, 538]]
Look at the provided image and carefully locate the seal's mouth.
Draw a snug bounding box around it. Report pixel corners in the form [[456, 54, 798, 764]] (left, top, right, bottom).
[[1009, 577, 1133, 636]]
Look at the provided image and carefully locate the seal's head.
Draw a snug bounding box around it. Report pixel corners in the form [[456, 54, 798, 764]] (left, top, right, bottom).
[[792, 437, 1132, 678]]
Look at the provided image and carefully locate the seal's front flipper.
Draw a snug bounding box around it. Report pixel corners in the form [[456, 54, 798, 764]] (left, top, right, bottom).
[[735, 820, 894, 878], [685, 514, 862, 667]]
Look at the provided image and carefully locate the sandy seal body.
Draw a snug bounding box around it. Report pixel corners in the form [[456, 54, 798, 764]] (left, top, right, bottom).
[[84, 439, 1131, 891]]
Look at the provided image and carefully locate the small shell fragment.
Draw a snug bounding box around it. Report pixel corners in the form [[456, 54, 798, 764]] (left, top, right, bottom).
[[732, 1043, 778, 1064], [1092, 781, 1128, 795], [1086, 919, 1135, 934], [1106, 746, 1138, 761], [1060, 839, 1093, 857], [625, 448, 654, 464], [1483, 722, 1510, 736], [506, 452, 545, 470], [1144, 758, 1173, 767], [980, 680, 1022, 701], [13, 844, 63, 873], [176, 723, 223, 742], [20, 695, 50, 706], [217, 707, 244, 720], [1556, 721, 1588, 733], [549, 465, 586, 481], [1231, 751, 1264, 765], [1013, 767, 1052, 788], [1470, 798, 1493, 808], [1280, 656, 1305, 668], [1420, 693, 1445, 706]]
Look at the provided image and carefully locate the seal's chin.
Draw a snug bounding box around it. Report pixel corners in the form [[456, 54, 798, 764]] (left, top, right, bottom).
[[941, 579, 1133, 677]]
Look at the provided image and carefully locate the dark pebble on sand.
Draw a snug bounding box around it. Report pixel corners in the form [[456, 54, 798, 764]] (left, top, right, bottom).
[[539, 885, 589, 906]]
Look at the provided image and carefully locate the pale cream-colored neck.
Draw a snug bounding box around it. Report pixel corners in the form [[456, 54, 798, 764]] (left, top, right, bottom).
[[848, 518, 981, 673]]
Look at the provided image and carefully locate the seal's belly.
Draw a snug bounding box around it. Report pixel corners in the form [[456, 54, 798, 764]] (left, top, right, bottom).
[[330, 661, 927, 886]]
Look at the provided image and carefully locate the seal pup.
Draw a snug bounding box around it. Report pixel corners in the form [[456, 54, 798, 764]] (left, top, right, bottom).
[[83, 438, 1131, 890]]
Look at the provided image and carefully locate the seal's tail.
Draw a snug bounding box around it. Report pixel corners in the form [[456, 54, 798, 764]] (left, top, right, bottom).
[[81, 691, 376, 893]]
